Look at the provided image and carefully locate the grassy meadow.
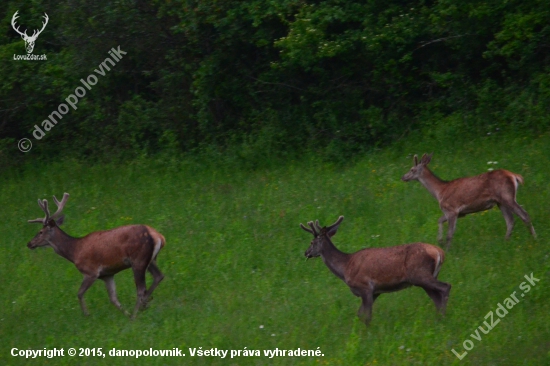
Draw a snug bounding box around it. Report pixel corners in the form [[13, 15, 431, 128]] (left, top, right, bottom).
[[1, 129, 549, 365]]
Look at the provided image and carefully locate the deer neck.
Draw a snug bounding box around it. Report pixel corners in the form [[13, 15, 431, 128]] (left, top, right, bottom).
[[320, 238, 351, 281], [418, 167, 447, 200], [48, 228, 80, 263]]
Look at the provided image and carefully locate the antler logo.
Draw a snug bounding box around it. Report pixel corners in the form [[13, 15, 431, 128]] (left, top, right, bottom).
[[11, 11, 49, 54]]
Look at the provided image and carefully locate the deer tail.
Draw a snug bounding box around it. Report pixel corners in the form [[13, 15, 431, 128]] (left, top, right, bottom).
[[424, 244, 445, 278], [513, 173, 524, 186], [433, 251, 444, 278], [507, 172, 524, 195], [146, 227, 165, 264]]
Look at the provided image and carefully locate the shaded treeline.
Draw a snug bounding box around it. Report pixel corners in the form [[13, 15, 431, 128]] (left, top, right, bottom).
[[1, 0, 549, 166]]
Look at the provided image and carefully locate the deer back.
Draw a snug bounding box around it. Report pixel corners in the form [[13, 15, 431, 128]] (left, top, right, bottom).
[[73, 225, 165, 276], [345, 243, 444, 287], [438, 169, 521, 206]]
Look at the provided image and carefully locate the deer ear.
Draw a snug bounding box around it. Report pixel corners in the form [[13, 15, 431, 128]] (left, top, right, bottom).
[[45, 215, 64, 227], [326, 224, 341, 238], [56, 215, 65, 226], [421, 153, 432, 165], [413, 154, 418, 166]]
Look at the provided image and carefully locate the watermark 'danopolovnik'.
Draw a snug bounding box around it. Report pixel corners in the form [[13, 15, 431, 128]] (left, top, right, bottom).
[[17, 46, 127, 153]]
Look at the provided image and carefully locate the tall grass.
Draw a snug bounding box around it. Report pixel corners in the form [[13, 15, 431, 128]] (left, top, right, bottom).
[[1, 129, 549, 365]]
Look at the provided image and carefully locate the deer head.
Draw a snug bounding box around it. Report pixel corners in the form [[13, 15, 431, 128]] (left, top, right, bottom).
[[27, 193, 69, 249], [300, 216, 344, 258], [401, 153, 432, 181], [11, 11, 49, 54]]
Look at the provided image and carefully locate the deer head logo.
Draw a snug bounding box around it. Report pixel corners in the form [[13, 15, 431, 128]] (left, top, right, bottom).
[[11, 11, 49, 54]]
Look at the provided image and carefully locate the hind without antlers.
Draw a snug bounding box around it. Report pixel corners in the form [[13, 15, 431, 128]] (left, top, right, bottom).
[[300, 216, 451, 326], [27, 193, 165, 319], [401, 154, 536, 249]]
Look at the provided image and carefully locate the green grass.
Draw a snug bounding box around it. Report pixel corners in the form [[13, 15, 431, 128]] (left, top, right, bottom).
[[1, 130, 549, 365]]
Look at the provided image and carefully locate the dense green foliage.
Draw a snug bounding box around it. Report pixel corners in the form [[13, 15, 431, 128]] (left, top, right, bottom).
[[1, 0, 549, 164], [2, 129, 549, 365]]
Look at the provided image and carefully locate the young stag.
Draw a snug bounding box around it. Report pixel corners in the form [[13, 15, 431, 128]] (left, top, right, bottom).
[[401, 154, 536, 249], [300, 216, 451, 326], [27, 193, 165, 319]]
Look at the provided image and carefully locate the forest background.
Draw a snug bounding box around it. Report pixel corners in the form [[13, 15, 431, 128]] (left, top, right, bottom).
[[1, 0, 548, 165]]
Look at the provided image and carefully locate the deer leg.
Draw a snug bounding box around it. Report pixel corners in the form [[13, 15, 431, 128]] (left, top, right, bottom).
[[143, 261, 165, 306], [77, 275, 97, 316], [102, 276, 130, 317], [131, 267, 147, 319], [445, 214, 458, 250], [357, 290, 375, 325], [499, 205, 515, 239], [437, 281, 451, 314], [426, 282, 451, 315], [508, 202, 537, 239], [415, 278, 451, 315], [422, 288, 442, 310], [437, 216, 447, 244]]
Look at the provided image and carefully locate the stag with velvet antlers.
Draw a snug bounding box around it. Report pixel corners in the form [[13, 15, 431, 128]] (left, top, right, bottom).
[[27, 193, 165, 319], [401, 154, 536, 249], [300, 216, 451, 326]]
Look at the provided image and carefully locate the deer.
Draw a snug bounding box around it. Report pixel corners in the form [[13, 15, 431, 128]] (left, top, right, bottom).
[[300, 216, 451, 326], [401, 153, 536, 249], [11, 11, 49, 54], [27, 193, 165, 319]]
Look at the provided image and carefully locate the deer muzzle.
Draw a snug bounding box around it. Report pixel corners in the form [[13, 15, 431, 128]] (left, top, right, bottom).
[[304, 248, 318, 259], [27, 237, 43, 249]]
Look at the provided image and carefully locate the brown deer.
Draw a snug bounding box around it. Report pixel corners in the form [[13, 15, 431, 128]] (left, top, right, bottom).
[[300, 216, 451, 326], [401, 154, 536, 249], [27, 193, 165, 319]]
